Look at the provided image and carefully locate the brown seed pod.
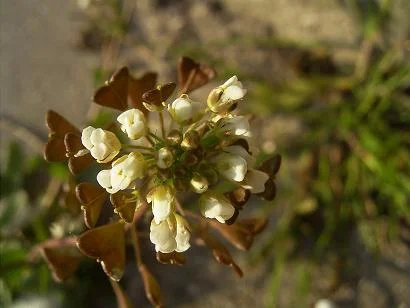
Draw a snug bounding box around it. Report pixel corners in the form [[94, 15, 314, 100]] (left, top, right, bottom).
[[197, 229, 243, 277], [260, 154, 282, 177], [128, 71, 157, 113], [44, 110, 79, 162], [208, 218, 268, 251], [110, 191, 140, 223], [76, 183, 108, 228], [178, 56, 216, 93], [156, 251, 186, 266], [226, 187, 251, 209], [139, 264, 163, 307], [258, 178, 277, 201], [77, 222, 126, 281], [64, 133, 94, 175], [93, 67, 129, 111], [40, 237, 83, 282], [142, 82, 176, 111]]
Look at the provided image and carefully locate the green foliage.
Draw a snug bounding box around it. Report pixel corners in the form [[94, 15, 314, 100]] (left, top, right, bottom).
[[247, 3, 409, 306], [0, 143, 91, 306]]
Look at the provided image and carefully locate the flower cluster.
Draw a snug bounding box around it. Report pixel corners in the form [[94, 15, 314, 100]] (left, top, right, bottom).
[[43, 58, 280, 307], [74, 75, 271, 254]]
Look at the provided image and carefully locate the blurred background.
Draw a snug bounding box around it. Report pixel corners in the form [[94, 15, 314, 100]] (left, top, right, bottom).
[[1, 0, 409, 307]]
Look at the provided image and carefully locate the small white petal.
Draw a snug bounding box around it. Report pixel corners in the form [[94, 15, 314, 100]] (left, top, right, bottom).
[[97, 170, 112, 189], [200, 192, 235, 223], [81, 126, 95, 150], [175, 214, 190, 252], [215, 153, 247, 182], [147, 185, 174, 223], [222, 85, 246, 101], [97, 153, 145, 194], [241, 170, 269, 193], [224, 145, 254, 166], [221, 116, 251, 137], [74, 149, 90, 157], [222, 75, 238, 88], [150, 218, 177, 253]]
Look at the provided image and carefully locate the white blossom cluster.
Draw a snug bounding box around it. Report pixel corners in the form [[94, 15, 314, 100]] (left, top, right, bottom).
[[77, 76, 270, 253]]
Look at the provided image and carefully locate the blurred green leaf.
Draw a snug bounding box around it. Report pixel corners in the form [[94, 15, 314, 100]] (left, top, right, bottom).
[[48, 163, 69, 181], [0, 190, 30, 236]]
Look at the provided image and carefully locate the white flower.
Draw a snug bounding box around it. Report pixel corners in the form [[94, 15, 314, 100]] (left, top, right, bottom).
[[241, 170, 269, 193], [149, 214, 190, 253], [168, 95, 202, 124], [219, 116, 251, 137], [199, 192, 235, 223], [96, 152, 145, 194], [213, 152, 247, 182], [147, 185, 175, 223], [207, 75, 247, 113], [81, 126, 121, 163], [224, 145, 254, 166], [117, 109, 147, 140]]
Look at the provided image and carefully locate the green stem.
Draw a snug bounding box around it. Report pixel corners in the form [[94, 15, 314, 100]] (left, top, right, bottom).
[[122, 144, 153, 151], [145, 135, 155, 146], [158, 111, 166, 138], [148, 132, 162, 142]]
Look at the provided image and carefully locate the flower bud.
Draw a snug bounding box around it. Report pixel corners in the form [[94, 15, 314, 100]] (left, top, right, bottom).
[[207, 88, 223, 111], [168, 94, 202, 124], [117, 108, 147, 140], [181, 130, 200, 150], [156, 147, 174, 169], [182, 150, 200, 167], [97, 152, 146, 194], [199, 192, 235, 223], [200, 167, 219, 185], [81, 126, 121, 163], [207, 76, 246, 113], [190, 173, 209, 194], [167, 130, 182, 145]]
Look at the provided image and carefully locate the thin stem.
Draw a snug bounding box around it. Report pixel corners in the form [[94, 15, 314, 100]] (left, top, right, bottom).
[[185, 209, 203, 220], [158, 111, 166, 138], [109, 279, 132, 308], [130, 225, 143, 267], [145, 135, 155, 146], [148, 132, 163, 142], [122, 144, 153, 151], [179, 69, 196, 95], [175, 199, 186, 217]]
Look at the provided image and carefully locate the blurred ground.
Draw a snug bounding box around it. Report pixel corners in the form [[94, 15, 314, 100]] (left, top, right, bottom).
[[1, 0, 409, 307]]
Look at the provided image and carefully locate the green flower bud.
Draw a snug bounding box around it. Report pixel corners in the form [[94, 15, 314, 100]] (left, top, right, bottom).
[[157, 147, 174, 169], [207, 88, 223, 112], [190, 173, 209, 194], [181, 130, 200, 150], [167, 130, 182, 145]]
